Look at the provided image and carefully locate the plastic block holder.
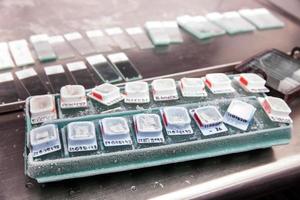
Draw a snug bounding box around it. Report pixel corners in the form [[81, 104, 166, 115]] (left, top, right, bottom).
[[24, 74, 292, 183]]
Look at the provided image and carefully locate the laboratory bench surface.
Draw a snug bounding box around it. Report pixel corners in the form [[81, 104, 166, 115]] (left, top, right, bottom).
[[1, 0, 300, 199]]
